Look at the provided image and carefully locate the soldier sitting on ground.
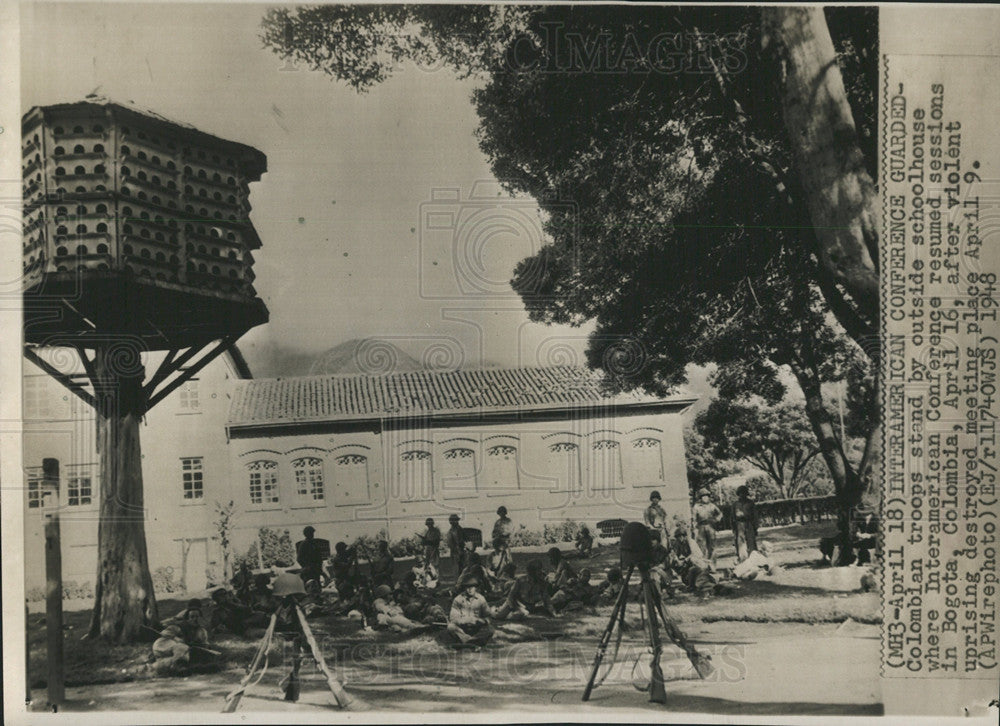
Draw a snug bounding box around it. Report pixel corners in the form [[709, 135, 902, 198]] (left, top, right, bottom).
[[488, 537, 512, 581], [371, 584, 422, 632], [300, 578, 334, 619], [546, 547, 576, 594], [491, 561, 518, 600], [151, 599, 215, 674], [443, 574, 494, 649], [392, 576, 448, 624], [494, 559, 558, 621], [411, 553, 440, 590], [209, 587, 269, 636], [575, 525, 595, 558], [552, 567, 599, 611], [456, 551, 496, 598], [596, 566, 625, 605], [369, 540, 395, 589], [649, 537, 676, 600]]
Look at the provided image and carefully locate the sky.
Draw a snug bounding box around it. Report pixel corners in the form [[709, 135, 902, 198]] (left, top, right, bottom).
[[21, 1, 607, 378]]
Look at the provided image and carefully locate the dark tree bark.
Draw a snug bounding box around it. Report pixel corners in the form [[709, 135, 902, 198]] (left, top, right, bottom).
[[789, 360, 864, 563], [762, 7, 880, 326], [87, 344, 159, 642]]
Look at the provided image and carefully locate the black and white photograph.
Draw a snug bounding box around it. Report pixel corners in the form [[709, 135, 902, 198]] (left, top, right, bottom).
[[2, 2, 998, 722]]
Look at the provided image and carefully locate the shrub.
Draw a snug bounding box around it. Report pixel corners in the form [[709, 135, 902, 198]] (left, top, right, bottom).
[[232, 526, 296, 573], [508, 524, 544, 547], [543, 519, 582, 544], [152, 566, 183, 594]]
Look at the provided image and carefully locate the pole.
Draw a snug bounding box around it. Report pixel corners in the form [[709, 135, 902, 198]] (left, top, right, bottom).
[[43, 458, 64, 710]]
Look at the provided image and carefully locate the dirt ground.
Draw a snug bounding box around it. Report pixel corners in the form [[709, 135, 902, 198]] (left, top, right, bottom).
[[26, 521, 884, 716]]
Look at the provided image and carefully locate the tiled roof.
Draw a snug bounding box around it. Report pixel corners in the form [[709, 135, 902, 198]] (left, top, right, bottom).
[[228, 366, 692, 428]]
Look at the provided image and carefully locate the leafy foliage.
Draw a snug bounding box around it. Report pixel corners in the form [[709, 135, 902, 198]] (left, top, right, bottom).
[[684, 426, 740, 495]]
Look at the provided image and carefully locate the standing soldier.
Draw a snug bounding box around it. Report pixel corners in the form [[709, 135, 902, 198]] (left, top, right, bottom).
[[643, 491, 668, 541], [418, 518, 442, 570], [446, 513, 466, 577], [492, 505, 513, 551], [692, 489, 723, 564], [732, 485, 759, 561], [295, 526, 326, 585]]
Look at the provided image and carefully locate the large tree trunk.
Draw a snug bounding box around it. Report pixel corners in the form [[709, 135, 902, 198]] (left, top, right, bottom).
[[762, 7, 880, 325], [87, 345, 158, 642], [789, 362, 864, 563]]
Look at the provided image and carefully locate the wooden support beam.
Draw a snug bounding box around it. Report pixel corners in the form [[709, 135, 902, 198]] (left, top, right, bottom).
[[146, 336, 237, 410], [141, 348, 179, 397], [23, 347, 96, 409]]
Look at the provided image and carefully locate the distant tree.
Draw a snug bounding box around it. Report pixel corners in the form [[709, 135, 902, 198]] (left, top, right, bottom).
[[684, 427, 739, 498], [213, 500, 238, 582], [696, 399, 824, 499]]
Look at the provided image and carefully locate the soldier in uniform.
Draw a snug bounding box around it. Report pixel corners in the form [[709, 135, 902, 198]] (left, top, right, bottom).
[[418, 517, 442, 570], [446, 513, 467, 576], [444, 574, 494, 649], [295, 525, 327, 585], [369, 540, 395, 589], [692, 489, 723, 564], [644, 490, 669, 541], [151, 599, 213, 674], [495, 559, 557, 620]]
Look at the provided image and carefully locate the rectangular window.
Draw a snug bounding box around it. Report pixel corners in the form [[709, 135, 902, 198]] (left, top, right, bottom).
[[248, 460, 279, 505], [27, 474, 43, 508], [67, 476, 93, 506], [293, 457, 325, 501], [182, 457, 204, 500], [178, 380, 199, 411], [24, 377, 52, 420]]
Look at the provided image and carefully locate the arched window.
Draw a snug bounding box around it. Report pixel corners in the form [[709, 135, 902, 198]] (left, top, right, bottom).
[[197, 169, 206, 179], [72, 125, 83, 134], [121, 186, 131, 196], [55, 167, 66, 176], [334, 453, 370, 505], [227, 176, 235, 186], [247, 460, 278, 505], [548, 441, 581, 493], [211, 265, 221, 275], [140, 228, 150, 238], [75, 224, 87, 234], [591, 439, 624, 494], [155, 251, 165, 262], [93, 144, 104, 153], [227, 250, 237, 260], [198, 188, 207, 198], [92, 124, 103, 133], [96, 223, 107, 233], [484, 443, 519, 492], [629, 437, 664, 486], [184, 185, 193, 194], [56, 206, 68, 216], [73, 165, 86, 175], [212, 172, 221, 182], [228, 269, 238, 278], [123, 244, 133, 255], [154, 232, 164, 242], [94, 164, 105, 174], [56, 246, 68, 256], [140, 248, 151, 258], [54, 126, 65, 135], [95, 203, 107, 214], [166, 161, 175, 170], [151, 196, 161, 206], [227, 232, 236, 241], [137, 191, 147, 201], [227, 195, 236, 204], [293, 457, 325, 501], [121, 145, 130, 156], [152, 156, 160, 166], [76, 205, 87, 215], [440, 447, 477, 499], [75, 186, 87, 193], [213, 192, 222, 201], [137, 171, 147, 181], [96, 243, 108, 254], [75, 244, 87, 255], [167, 181, 176, 190], [54, 146, 65, 156], [121, 166, 131, 176], [398, 450, 432, 501], [73, 144, 85, 154], [137, 151, 147, 160], [152, 175, 161, 186]]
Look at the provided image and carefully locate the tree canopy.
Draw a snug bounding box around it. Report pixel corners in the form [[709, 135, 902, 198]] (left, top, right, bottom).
[[260, 4, 880, 534]]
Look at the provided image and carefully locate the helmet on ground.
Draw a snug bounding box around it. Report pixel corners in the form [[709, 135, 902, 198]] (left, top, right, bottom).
[[650, 491, 662, 501], [497, 506, 507, 516], [272, 572, 306, 597]]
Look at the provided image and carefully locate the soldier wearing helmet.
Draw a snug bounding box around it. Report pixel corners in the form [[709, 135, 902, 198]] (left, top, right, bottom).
[[446, 513, 467, 576], [417, 517, 443, 571], [495, 558, 556, 620]]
